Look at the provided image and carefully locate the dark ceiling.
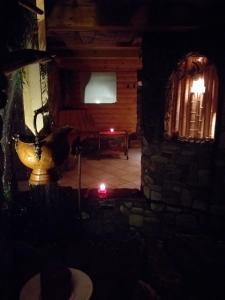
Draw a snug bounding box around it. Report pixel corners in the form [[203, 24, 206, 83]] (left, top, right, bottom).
[[0, 0, 225, 62], [45, 0, 225, 26], [44, 0, 225, 59]]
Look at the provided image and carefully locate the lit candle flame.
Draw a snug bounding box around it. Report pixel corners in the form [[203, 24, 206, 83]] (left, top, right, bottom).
[[99, 183, 106, 192], [98, 183, 107, 199]]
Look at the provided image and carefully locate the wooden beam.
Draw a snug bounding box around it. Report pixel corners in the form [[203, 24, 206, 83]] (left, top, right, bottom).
[[56, 57, 142, 71], [0, 50, 54, 73], [49, 47, 141, 58], [48, 24, 202, 34]]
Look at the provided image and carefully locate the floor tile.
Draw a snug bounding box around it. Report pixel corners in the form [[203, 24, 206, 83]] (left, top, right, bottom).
[[59, 147, 141, 190]]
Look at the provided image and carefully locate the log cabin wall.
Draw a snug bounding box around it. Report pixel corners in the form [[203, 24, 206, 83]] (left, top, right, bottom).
[[141, 30, 225, 233], [50, 57, 142, 134]]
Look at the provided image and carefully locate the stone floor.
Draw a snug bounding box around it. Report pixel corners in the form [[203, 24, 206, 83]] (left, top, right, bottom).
[[1, 187, 225, 300]]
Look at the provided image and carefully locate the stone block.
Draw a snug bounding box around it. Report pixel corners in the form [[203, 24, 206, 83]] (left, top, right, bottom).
[[151, 201, 165, 211], [161, 212, 176, 225], [218, 132, 225, 148], [198, 170, 210, 186], [186, 165, 199, 185], [164, 193, 180, 206], [143, 174, 154, 185], [176, 155, 192, 165], [210, 205, 225, 216], [151, 154, 169, 164], [166, 206, 182, 213], [144, 214, 160, 224], [151, 184, 162, 192], [129, 213, 144, 227], [181, 149, 195, 157], [196, 213, 208, 229], [143, 185, 151, 199], [192, 199, 208, 211], [143, 209, 154, 217], [143, 209, 159, 223], [151, 191, 162, 201], [181, 189, 192, 207], [164, 168, 182, 181], [130, 207, 144, 214], [176, 213, 197, 230], [162, 143, 180, 154], [123, 201, 133, 209], [209, 215, 225, 232], [171, 185, 181, 193], [120, 205, 129, 216]]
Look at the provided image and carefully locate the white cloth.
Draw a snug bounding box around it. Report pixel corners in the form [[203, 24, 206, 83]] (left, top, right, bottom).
[[20, 268, 93, 300]]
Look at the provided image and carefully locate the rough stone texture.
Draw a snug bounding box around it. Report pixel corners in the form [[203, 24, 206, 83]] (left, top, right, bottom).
[[192, 199, 208, 211], [151, 190, 162, 201], [209, 215, 225, 233], [210, 205, 225, 216], [129, 213, 144, 227], [198, 170, 210, 186], [150, 201, 165, 211], [180, 189, 192, 207], [143, 185, 151, 199], [141, 137, 225, 232], [176, 213, 197, 230], [161, 212, 176, 226], [166, 206, 182, 213], [3, 186, 225, 300]]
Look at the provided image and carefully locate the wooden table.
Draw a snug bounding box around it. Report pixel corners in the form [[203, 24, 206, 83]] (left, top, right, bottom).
[[98, 130, 129, 159]]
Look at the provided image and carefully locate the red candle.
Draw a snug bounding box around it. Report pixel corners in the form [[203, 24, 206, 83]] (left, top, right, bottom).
[[98, 183, 107, 199]]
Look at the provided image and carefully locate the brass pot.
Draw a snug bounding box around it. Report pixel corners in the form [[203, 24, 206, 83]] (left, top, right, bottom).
[[14, 126, 74, 185], [15, 139, 55, 185]]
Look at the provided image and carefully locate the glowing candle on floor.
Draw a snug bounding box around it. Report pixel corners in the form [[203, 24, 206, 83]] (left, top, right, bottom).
[[98, 183, 107, 199], [110, 128, 114, 132]]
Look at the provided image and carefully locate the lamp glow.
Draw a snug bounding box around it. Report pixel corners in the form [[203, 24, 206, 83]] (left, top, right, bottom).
[[110, 128, 114, 132], [191, 78, 205, 95]]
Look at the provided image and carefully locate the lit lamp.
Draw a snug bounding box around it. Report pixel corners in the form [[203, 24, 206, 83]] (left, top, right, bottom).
[[110, 128, 114, 133], [191, 78, 205, 95], [190, 77, 206, 138], [98, 183, 107, 199]]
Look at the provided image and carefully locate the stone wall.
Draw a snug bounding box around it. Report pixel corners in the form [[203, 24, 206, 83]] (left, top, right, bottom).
[[141, 31, 225, 234], [142, 138, 225, 233]]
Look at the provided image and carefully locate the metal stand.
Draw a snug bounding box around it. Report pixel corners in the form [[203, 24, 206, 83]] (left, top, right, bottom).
[[73, 137, 89, 221], [77, 150, 82, 218]]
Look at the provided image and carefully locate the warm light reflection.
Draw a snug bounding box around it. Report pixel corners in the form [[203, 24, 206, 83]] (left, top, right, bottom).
[[191, 78, 205, 94], [110, 128, 114, 132], [211, 112, 216, 138], [166, 54, 218, 140]]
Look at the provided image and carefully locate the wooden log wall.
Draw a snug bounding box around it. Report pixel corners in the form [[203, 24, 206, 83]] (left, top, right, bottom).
[[52, 57, 142, 134]]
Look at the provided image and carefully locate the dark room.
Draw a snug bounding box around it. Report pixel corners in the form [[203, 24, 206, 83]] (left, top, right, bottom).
[[0, 0, 225, 299]]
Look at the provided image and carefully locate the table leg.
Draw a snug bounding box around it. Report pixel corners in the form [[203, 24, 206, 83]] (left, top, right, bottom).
[[98, 133, 101, 159], [125, 132, 128, 160]]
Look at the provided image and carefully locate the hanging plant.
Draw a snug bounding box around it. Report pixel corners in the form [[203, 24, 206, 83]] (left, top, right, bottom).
[[0, 1, 40, 205]]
